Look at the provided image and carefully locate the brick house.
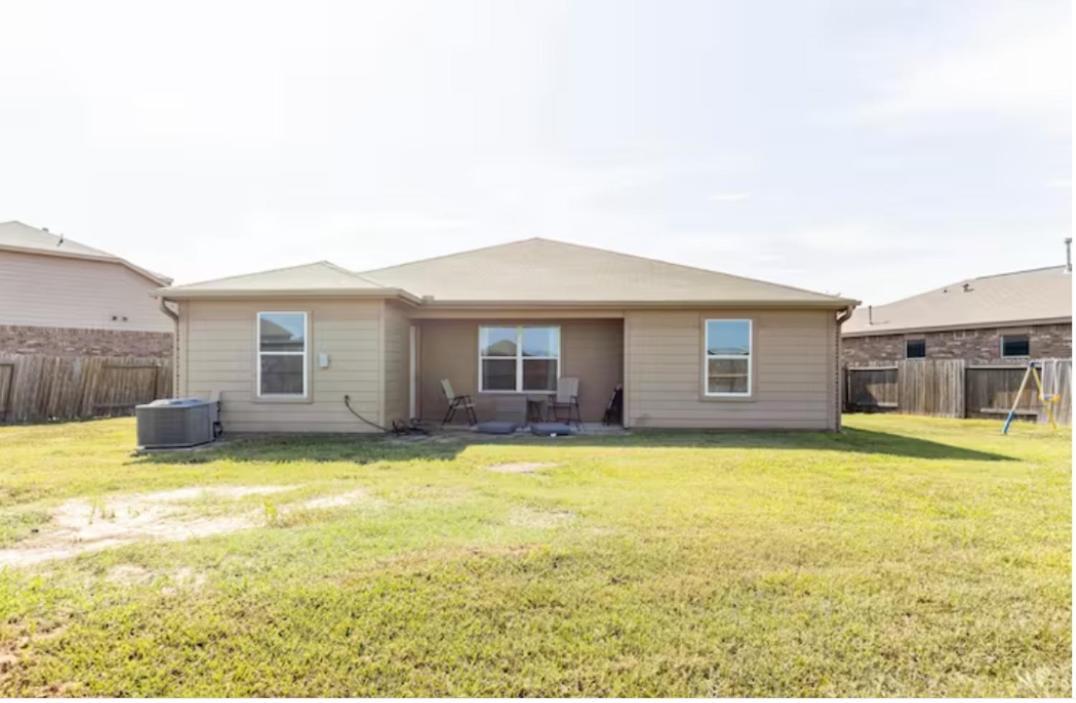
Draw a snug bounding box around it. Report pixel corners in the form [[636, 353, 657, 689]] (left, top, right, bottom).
[[843, 265, 1072, 366], [0, 221, 173, 357]]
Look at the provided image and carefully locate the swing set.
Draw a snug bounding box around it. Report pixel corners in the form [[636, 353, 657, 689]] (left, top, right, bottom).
[[1001, 361, 1062, 434]]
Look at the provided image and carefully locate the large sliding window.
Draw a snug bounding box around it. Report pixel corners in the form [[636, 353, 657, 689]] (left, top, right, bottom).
[[704, 319, 752, 397], [257, 312, 308, 397], [479, 325, 560, 392]]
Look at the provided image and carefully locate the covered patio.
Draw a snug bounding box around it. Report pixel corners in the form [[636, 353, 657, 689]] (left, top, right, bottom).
[[407, 317, 624, 427]]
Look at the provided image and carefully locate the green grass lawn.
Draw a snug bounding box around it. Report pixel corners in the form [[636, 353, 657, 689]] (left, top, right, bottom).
[[0, 414, 1069, 696]]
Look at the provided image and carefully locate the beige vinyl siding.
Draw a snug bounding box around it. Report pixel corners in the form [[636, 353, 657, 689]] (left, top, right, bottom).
[[382, 300, 412, 426], [625, 309, 837, 430], [179, 299, 382, 433], [0, 250, 172, 332], [176, 299, 840, 433]]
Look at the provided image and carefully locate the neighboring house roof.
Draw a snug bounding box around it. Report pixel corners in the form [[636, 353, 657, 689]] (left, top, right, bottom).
[[157, 237, 856, 308], [160, 261, 420, 301], [843, 265, 1073, 337], [0, 220, 172, 285]]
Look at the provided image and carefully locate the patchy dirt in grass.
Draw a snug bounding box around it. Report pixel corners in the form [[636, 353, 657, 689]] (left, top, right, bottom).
[[131, 486, 289, 503], [297, 489, 371, 510], [105, 564, 154, 585], [0, 485, 376, 569], [172, 566, 207, 588], [507, 507, 575, 529], [485, 462, 558, 474], [162, 567, 208, 595], [268, 489, 382, 527], [104, 563, 209, 593]]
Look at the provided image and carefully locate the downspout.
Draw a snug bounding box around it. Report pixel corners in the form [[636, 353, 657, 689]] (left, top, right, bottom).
[[158, 297, 179, 323], [158, 297, 180, 398], [834, 306, 854, 431]]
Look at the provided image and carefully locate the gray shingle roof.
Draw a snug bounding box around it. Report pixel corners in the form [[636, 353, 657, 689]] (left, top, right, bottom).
[[157, 237, 856, 308], [359, 238, 855, 307], [843, 266, 1072, 336]]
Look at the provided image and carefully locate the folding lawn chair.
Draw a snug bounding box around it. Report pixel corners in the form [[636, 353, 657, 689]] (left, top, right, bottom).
[[601, 384, 623, 426], [440, 379, 478, 427], [547, 377, 581, 427]]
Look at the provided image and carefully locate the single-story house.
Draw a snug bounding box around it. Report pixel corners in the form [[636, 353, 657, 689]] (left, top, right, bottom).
[[155, 238, 857, 432], [843, 264, 1072, 366], [0, 221, 173, 357]]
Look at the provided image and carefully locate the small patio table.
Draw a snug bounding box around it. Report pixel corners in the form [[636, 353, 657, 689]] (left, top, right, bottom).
[[525, 395, 547, 424]]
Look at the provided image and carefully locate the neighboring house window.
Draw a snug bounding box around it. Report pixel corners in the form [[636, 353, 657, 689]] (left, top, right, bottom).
[[478, 325, 560, 392], [1001, 334, 1030, 358], [704, 319, 752, 396], [906, 339, 926, 358], [257, 312, 308, 397]]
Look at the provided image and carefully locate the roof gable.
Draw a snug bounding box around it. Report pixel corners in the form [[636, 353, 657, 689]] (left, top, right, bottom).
[[159, 261, 411, 299], [360, 238, 853, 306], [0, 221, 171, 285], [844, 266, 1072, 336]]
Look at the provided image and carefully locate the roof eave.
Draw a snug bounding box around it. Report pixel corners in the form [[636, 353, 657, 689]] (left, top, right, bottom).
[[843, 315, 1072, 337], [153, 285, 856, 309], [416, 298, 859, 310], [155, 287, 420, 303]]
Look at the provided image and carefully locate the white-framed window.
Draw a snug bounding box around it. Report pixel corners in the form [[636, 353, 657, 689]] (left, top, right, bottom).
[[704, 319, 752, 397], [1001, 334, 1030, 358], [478, 325, 560, 393], [257, 312, 308, 397]]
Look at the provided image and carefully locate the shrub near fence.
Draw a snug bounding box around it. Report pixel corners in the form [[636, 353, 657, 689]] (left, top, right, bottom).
[[845, 358, 1072, 424], [0, 354, 172, 424]]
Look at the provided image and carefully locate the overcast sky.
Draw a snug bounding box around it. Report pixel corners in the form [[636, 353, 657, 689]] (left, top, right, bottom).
[[1, 0, 1070, 304]]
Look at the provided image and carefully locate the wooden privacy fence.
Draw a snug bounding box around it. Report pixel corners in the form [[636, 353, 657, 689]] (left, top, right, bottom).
[[898, 359, 965, 417], [845, 358, 1072, 424], [844, 366, 899, 411], [0, 354, 172, 424], [1041, 359, 1073, 425]]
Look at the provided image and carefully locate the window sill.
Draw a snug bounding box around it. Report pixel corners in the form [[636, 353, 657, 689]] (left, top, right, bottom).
[[699, 393, 756, 403], [478, 390, 556, 395], [252, 395, 314, 404]]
